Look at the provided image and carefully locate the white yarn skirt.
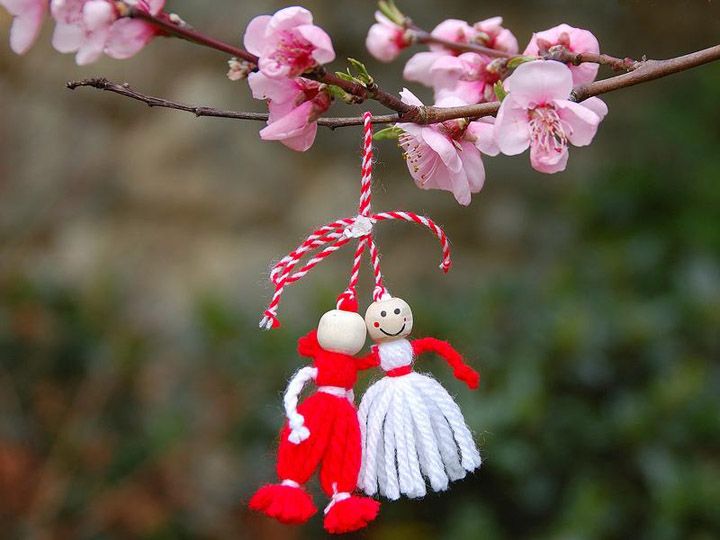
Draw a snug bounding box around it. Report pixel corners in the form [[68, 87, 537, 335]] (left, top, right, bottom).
[[357, 372, 481, 500]]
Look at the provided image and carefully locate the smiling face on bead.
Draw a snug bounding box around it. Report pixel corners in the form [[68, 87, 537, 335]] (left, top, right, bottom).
[[365, 297, 413, 342]]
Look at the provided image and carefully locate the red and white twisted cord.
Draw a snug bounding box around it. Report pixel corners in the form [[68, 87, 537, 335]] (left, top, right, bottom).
[[259, 113, 452, 329]]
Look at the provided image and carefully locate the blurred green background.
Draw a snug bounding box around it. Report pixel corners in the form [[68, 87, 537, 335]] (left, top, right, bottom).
[[1, 1, 719, 539]]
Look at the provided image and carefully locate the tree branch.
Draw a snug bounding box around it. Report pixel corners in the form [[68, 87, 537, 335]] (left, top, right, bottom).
[[65, 78, 402, 128], [125, 7, 414, 116], [67, 38, 720, 131]]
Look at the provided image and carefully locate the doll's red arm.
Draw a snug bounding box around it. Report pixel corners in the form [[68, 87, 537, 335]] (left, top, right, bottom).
[[411, 337, 480, 389], [356, 345, 380, 371], [297, 330, 320, 358]]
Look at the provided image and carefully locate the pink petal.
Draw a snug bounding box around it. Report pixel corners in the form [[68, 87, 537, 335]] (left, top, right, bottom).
[[8, 3, 45, 54], [448, 167, 472, 206], [261, 100, 314, 141], [366, 23, 401, 62], [82, 0, 114, 31], [279, 122, 318, 152], [571, 62, 599, 86], [267, 6, 313, 33], [296, 24, 335, 65], [403, 51, 447, 85], [52, 22, 83, 53], [494, 98, 531, 155], [247, 71, 300, 102], [421, 127, 462, 173], [505, 60, 574, 106], [524, 24, 600, 85], [146, 0, 165, 15], [399, 87, 424, 107], [242, 14, 270, 56], [75, 32, 107, 65], [257, 56, 290, 78], [435, 81, 485, 105], [579, 96, 608, 120], [554, 99, 601, 147], [105, 18, 154, 59], [458, 140, 485, 196], [494, 28, 519, 55], [434, 94, 468, 108], [429, 18, 474, 51], [467, 118, 499, 156], [530, 142, 569, 174]]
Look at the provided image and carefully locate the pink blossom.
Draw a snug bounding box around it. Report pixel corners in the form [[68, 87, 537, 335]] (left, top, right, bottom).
[[105, 0, 165, 60], [366, 11, 409, 62], [50, 0, 163, 65], [248, 72, 331, 152], [404, 17, 517, 104], [473, 16, 518, 55], [426, 18, 476, 52], [494, 60, 607, 174], [0, 0, 46, 54], [244, 6, 335, 79], [397, 89, 498, 206], [524, 23, 600, 85]]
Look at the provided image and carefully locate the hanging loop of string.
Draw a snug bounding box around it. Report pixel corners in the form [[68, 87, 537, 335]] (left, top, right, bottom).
[[259, 113, 453, 330]]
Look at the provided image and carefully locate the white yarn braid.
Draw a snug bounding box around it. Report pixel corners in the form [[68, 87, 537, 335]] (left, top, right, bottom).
[[416, 375, 481, 471], [283, 366, 318, 445], [403, 374, 449, 493], [381, 392, 400, 500], [425, 395, 467, 482], [358, 380, 393, 496], [358, 372, 481, 499], [399, 379, 425, 498]]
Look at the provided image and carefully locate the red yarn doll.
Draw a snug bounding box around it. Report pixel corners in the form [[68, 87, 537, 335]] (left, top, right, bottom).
[[249, 307, 381, 534]]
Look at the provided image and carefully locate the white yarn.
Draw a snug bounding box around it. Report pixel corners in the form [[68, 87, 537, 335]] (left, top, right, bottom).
[[377, 339, 414, 371], [324, 483, 351, 515], [283, 366, 318, 445], [358, 370, 481, 499], [357, 380, 392, 496], [415, 375, 481, 471]]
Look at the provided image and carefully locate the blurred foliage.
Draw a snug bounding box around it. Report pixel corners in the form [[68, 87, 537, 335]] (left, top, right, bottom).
[[1, 1, 720, 539]]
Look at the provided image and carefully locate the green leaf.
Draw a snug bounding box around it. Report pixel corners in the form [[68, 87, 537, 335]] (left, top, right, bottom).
[[334, 71, 356, 83], [507, 55, 537, 69], [347, 58, 374, 85], [494, 81, 508, 102], [378, 0, 405, 26], [373, 126, 404, 141]]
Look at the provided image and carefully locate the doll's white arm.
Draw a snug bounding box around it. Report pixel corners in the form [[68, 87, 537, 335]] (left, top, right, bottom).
[[283, 366, 318, 444]]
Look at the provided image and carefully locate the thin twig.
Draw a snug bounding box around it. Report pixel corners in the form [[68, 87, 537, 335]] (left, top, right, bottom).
[[409, 28, 514, 59], [66, 78, 402, 128]]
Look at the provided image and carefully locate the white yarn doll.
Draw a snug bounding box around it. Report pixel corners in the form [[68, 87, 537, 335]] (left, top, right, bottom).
[[357, 295, 482, 500]]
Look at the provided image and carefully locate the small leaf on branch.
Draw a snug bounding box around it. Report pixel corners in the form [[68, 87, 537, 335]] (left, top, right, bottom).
[[374, 126, 404, 140], [493, 81, 508, 102], [507, 56, 538, 69], [378, 0, 406, 26], [334, 71, 357, 83], [327, 85, 361, 104], [348, 58, 374, 85]]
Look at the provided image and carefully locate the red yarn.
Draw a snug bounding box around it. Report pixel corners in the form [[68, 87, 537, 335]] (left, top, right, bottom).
[[412, 337, 481, 389], [250, 334, 380, 533], [386, 365, 413, 377], [248, 484, 316, 524], [324, 496, 381, 534]]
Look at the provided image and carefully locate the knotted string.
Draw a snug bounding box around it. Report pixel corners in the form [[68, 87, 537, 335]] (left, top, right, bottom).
[[260, 113, 452, 330]]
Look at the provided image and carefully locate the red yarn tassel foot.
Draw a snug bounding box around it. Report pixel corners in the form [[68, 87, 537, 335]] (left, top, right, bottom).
[[249, 484, 317, 525], [323, 496, 380, 534]]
